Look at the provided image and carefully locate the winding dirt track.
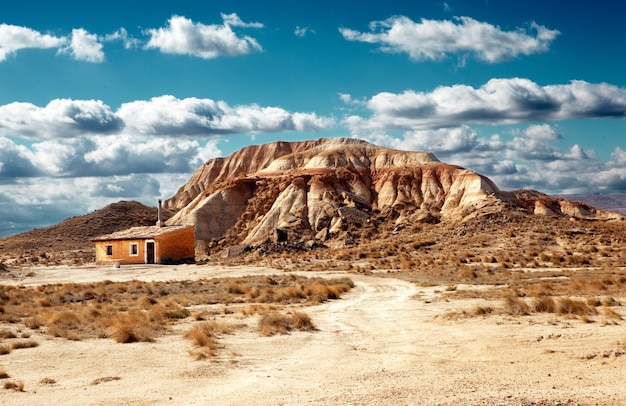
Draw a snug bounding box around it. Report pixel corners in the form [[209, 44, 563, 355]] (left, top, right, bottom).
[[1, 265, 625, 405]]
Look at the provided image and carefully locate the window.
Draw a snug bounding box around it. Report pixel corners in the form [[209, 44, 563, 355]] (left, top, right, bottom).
[[129, 243, 138, 256], [106, 245, 113, 256]]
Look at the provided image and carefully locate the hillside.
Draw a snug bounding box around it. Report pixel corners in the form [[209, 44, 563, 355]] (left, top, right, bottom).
[[0, 201, 174, 267], [163, 138, 622, 260]]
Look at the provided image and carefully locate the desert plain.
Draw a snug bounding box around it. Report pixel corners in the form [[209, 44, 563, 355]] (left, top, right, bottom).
[[0, 261, 625, 406]]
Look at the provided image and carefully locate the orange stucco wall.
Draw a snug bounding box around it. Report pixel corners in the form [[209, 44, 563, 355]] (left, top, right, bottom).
[[95, 227, 195, 265]]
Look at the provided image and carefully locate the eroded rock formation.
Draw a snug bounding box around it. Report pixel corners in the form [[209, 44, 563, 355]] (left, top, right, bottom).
[[163, 138, 622, 259]]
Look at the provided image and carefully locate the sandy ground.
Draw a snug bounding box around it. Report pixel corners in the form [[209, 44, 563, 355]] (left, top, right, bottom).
[[1, 264, 625, 405]]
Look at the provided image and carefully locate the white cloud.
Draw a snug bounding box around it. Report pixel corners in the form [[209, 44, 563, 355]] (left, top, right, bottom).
[[345, 79, 626, 133], [221, 13, 264, 28], [103, 28, 141, 49], [295, 26, 315, 37], [340, 16, 559, 63], [61, 28, 104, 63], [118, 95, 335, 136], [0, 99, 123, 139], [0, 23, 65, 61], [144, 14, 263, 59], [521, 124, 561, 141], [0, 136, 40, 177]]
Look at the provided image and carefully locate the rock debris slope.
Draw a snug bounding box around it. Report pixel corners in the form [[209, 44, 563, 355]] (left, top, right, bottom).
[[163, 138, 621, 259]]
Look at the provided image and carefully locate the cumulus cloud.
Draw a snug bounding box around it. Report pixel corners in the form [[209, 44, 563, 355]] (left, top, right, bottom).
[[60, 28, 105, 62], [0, 23, 65, 61], [345, 79, 626, 133], [144, 14, 263, 59], [0, 137, 41, 178], [339, 16, 559, 63], [0, 97, 333, 140], [0, 99, 123, 139], [118, 95, 334, 136]]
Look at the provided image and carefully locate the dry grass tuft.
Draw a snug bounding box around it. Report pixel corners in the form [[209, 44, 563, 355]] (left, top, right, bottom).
[[0, 369, 9, 379], [106, 312, 155, 343], [39, 378, 56, 385], [0, 345, 10, 355], [258, 310, 316, 336], [10, 339, 38, 350], [184, 321, 234, 359], [91, 376, 121, 385], [3, 380, 24, 391], [0, 328, 16, 339], [291, 311, 316, 331]]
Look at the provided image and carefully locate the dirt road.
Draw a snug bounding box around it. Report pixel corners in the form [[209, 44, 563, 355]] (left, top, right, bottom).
[[1, 266, 625, 405]]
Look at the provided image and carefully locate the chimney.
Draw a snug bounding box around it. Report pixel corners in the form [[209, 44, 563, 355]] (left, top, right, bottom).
[[157, 199, 165, 227]]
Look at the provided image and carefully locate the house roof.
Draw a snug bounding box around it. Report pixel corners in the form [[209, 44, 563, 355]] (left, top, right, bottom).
[[92, 225, 193, 242]]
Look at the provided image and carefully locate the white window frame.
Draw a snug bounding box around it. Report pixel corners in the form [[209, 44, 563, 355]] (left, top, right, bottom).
[[129, 243, 139, 256]]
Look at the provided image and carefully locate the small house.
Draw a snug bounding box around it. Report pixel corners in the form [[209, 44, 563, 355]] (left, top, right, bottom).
[[93, 225, 195, 265]]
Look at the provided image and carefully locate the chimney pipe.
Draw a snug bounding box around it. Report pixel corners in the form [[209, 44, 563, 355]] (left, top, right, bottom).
[[157, 199, 164, 227]]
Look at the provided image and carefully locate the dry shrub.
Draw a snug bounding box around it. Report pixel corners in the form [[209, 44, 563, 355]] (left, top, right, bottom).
[[46, 310, 82, 340], [137, 295, 157, 308], [258, 311, 315, 336], [471, 306, 493, 316], [10, 339, 38, 350], [3, 381, 24, 391], [503, 296, 529, 315], [106, 311, 154, 343], [555, 298, 597, 316], [258, 312, 291, 336], [0, 369, 8, 379], [529, 296, 556, 313], [22, 316, 44, 330], [185, 321, 234, 359], [0, 329, 16, 339], [0, 345, 10, 355], [39, 378, 56, 385], [291, 311, 316, 331], [601, 307, 622, 320]]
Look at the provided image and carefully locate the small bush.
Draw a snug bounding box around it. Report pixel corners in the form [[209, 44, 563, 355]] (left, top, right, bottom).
[[258, 311, 315, 336], [258, 312, 290, 336], [291, 311, 316, 331], [3, 381, 24, 391], [503, 296, 529, 316], [10, 339, 38, 350], [0, 369, 9, 379], [106, 312, 154, 343], [0, 345, 10, 355], [0, 329, 16, 339], [556, 298, 597, 316]]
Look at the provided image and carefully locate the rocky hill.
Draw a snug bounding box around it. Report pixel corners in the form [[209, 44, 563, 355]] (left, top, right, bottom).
[[163, 138, 622, 260]]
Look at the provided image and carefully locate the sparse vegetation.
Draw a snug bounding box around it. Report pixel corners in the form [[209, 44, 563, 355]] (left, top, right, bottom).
[[0, 274, 351, 358], [3, 380, 24, 391], [258, 310, 316, 336]]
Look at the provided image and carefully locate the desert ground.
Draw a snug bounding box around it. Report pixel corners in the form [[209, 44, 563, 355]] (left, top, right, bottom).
[[1, 263, 625, 406]]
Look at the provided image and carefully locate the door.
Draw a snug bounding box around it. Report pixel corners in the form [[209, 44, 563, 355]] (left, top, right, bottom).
[[146, 241, 155, 264]]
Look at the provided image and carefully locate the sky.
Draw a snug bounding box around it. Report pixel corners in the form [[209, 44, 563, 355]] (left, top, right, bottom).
[[0, 0, 625, 237]]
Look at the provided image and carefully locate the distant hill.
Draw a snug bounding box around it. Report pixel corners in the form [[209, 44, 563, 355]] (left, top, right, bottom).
[[560, 194, 626, 215], [0, 201, 174, 266]]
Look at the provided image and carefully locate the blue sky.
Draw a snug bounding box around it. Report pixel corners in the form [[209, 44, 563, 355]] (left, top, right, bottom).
[[0, 0, 625, 237]]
